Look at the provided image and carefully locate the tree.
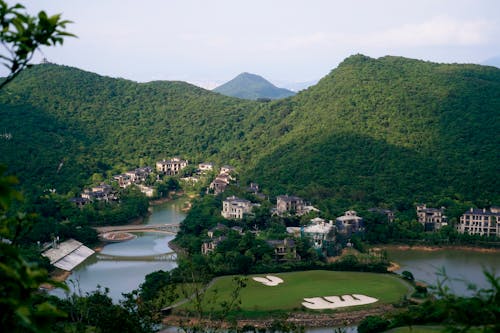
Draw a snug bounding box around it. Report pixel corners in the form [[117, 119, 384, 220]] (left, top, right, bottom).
[[0, 0, 74, 89], [0, 166, 67, 332], [0, 2, 73, 331]]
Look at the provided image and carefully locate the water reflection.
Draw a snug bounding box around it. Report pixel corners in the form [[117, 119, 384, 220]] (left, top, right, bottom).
[[145, 200, 187, 225], [101, 232, 174, 256], [387, 249, 499, 295]]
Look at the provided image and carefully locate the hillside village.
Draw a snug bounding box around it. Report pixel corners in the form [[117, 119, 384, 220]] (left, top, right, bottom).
[[68, 156, 500, 262]]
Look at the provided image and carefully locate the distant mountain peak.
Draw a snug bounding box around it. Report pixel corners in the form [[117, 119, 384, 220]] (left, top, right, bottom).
[[213, 72, 295, 100]]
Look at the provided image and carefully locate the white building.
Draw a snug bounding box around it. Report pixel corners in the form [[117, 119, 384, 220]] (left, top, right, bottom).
[[221, 196, 253, 219], [156, 157, 188, 175], [457, 207, 500, 237], [303, 218, 335, 248], [137, 184, 155, 197], [336, 210, 363, 234], [198, 162, 214, 172]]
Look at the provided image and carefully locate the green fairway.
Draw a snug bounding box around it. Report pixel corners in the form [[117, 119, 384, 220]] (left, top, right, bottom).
[[195, 270, 412, 312]]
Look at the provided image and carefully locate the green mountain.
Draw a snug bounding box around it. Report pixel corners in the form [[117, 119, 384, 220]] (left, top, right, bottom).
[[213, 72, 296, 100], [1, 55, 499, 211], [237, 55, 500, 211]]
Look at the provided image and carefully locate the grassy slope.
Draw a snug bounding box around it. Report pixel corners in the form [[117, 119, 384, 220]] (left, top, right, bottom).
[[195, 271, 411, 312]]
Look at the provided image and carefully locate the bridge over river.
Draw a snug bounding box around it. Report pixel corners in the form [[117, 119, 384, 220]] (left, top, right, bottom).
[[94, 223, 180, 235], [96, 251, 177, 262]]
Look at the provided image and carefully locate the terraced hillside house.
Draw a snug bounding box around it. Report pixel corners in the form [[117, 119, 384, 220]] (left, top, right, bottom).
[[416, 204, 448, 231], [368, 207, 395, 222], [156, 157, 188, 175], [336, 210, 364, 235], [303, 217, 336, 248], [114, 166, 153, 188], [276, 195, 304, 215], [81, 183, 115, 202], [202, 224, 228, 255], [198, 162, 214, 172], [220, 165, 235, 174], [221, 195, 254, 219], [457, 207, 500, 237], [266, 238, 298, 261]]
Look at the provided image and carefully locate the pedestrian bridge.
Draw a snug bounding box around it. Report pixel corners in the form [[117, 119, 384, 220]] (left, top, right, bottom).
[[96, 251, 177, 262], [94, 223, 180, 235]]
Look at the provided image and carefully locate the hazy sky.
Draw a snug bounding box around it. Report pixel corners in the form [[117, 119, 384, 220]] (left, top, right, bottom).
[[11, 0, 500, 87]]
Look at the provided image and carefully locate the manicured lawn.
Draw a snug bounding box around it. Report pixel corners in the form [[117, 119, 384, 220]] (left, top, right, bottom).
[[191, 270, 411, 312]]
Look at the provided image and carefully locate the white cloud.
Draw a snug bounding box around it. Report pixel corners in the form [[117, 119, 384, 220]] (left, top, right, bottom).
[[369, 16, 495, 46], [261, 16, 496, 53]]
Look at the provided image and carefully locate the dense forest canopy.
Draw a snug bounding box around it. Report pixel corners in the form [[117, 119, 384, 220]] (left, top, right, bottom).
[[0, 55, 498, 211]]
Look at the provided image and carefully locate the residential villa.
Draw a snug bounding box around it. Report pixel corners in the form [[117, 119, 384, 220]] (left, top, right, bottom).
[[266, 238, 298, 261], [220, 165, 235, 174], [368, 207, 395, 222], [202, 224, 228, 255], [286, 217, 335, 249], [303, 218, 335, 248], [198, 162, 214, 172], [335, 210, 364, 234], [247, 182, 260, 194], [221, 196, 254, 219], [114, 166, 153, 188], [276, 195, 305, 215], [208, 169, 234, 195], [137, 184, 155, 197], [456, 207, 500, 237], [69, 197, 90, 207], [201, 235, 226, 255], [416, 204, 448, 231], [81, 183, 115, 202], [156, 157, 188, 175], [209, 178, 229, 195]]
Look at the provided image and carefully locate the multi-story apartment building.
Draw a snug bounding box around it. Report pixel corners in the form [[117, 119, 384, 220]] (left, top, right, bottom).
[[457, 207, 500, 237], [221, 196, 254, 219], [276, 195, 304, 215], [416, 204, 448, 231], [156, 157, 188, 175]]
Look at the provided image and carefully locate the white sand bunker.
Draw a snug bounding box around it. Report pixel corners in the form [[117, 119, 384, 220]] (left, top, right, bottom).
[[302, 294, 378, 309], [252, 275, 284, 286]]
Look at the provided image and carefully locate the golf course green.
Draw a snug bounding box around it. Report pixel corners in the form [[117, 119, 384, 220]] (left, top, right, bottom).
[[199, 270, 412, 312]]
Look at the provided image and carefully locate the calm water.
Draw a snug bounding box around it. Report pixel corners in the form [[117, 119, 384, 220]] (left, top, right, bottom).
[[145, 198, 187, 225], [387, 248, 499, 295], [53, 198, 186, 302]]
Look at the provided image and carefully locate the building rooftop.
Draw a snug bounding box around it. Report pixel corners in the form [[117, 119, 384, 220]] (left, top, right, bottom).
[[277, 195, 303, 202], [463, 208, 500, 216]]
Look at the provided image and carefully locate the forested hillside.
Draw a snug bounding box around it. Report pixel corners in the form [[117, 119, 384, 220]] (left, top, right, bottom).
[[1, 55, 498, 211], [0, 64, 258, 195], [237, 55, 500, 213]]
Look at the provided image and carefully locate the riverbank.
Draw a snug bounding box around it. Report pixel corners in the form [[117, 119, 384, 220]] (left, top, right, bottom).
[[377, 244, 500, 253], [164, 304, 396, 329]]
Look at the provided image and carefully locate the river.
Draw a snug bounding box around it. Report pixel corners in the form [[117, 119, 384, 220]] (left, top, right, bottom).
[[52, 198, 186, 302], [386, 248, 499, 296]]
